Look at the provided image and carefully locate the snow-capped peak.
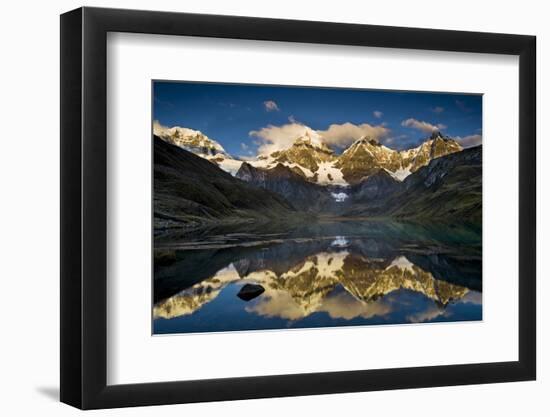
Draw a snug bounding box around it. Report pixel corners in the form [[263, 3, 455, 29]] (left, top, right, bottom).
[[292, 131, 332, 152], [154, 122, 227, 157], [154, 123, 464, 187], [341, 136, 383, 155], [429, 130, 446, 140], [386, 256, 416, 273]]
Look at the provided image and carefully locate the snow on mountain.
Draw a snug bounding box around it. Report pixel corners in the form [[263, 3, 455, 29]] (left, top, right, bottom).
[[386, 256, 415, 274], [316, 161, 348, 185], [399, 131, 462, 173], [385, 166, 412, 182], [334, 132, 461, 184], [155, 124, 463, 187], [237, 133, 344, 185], [154, 123, 248, 175], [331, 236, 349, 247], [331, 192, 349, 202], [346, 131, 461, 183], [154, 250, 471, 321], [154, 123, 228, 157], [341, 137, 398, 162], [243, 155, 316, 178], [208, 154, 244, 176], [270, 132, 336, 173], [335, 136, 402, 184]]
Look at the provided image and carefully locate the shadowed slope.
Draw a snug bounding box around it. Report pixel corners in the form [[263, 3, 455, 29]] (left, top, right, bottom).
[[154, 136, 296, 231]]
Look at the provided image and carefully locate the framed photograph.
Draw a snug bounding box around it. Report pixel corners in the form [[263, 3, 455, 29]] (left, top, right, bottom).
[[60, 6, 536, 409]]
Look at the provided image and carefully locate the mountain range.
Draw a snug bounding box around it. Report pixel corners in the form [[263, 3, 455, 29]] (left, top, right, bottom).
[[154, 124, 481, 230], [154, 124, 463, 184], [154, 249, 476, 321]]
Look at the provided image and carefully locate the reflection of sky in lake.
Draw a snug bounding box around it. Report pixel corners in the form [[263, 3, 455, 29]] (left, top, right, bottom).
[[153, 222, 482, 334]]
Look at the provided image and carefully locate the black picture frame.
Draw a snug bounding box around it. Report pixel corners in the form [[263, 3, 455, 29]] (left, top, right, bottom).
[[60, 6, 536, 410]]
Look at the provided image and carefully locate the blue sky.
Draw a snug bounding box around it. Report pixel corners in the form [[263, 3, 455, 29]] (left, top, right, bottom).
[[153, 81, 482, 157]]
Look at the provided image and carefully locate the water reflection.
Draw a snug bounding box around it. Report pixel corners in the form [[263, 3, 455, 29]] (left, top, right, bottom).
[[153, 221, 482, 334]]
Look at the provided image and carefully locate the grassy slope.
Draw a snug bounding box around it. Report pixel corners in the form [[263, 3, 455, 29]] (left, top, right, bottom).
[[154, 136, 297, 231], [345, 146, 482, 224]]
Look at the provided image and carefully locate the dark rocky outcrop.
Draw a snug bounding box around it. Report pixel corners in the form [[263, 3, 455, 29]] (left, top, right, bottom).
[[237, 284, 265, 301], [236, 162, 333, 212], [350, 169, 401, 202]]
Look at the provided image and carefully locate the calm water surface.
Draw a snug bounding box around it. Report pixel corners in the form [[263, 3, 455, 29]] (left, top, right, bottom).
[[153, 220, 482, 334]]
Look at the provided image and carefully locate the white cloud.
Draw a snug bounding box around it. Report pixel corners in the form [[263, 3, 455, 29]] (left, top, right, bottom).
[[373, 110, 383, 119], [250, 121, 389, 155], [263, 100, 280, 112], [455, 134, 482, 148], [381, 134, 408, 146], [240, 142, 249, 150], [239, 154, 259, 161], [317, 122, 390, 149], [407, 305, 448, 323], [288, 115, 298, 123], [401, 118, 447, 133], [250, 123, 321, 155], [431, 106, 445, 113]]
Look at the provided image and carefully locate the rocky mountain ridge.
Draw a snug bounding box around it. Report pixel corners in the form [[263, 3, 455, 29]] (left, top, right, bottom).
[[345, 145, 482, 222], [156, 125, 463, 186], [154, 251, 473, 320], [154, 124, 480, 223], [154, 124, 228, 157]]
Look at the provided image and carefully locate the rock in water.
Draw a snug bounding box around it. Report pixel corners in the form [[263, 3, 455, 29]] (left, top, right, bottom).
[[237, 284, 265, 301]]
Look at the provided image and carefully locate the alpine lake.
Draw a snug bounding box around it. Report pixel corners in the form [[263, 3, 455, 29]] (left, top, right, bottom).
[[153, 219, 482, 334]]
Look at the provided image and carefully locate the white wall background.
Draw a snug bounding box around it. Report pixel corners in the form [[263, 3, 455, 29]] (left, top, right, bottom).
[[0, 0, 546, 415]]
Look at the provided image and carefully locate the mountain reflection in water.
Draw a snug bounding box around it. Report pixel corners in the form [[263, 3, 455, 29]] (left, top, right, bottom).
[[153, 221, 482, 334]]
